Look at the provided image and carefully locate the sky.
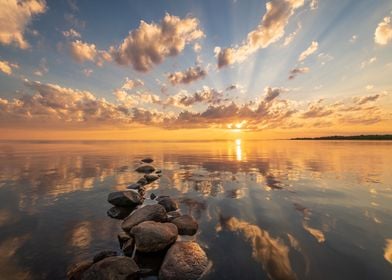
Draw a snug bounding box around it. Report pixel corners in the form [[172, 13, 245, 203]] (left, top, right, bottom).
[[0, 0, 391, 140]]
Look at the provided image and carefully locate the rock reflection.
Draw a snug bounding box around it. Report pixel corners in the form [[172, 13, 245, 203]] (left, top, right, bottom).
[[0, 234, 31, 279], [220, 216, 297, 280], [71, 221, 92, 249]]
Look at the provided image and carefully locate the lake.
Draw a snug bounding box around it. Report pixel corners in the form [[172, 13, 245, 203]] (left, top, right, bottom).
[[0, 140, 391, 279]]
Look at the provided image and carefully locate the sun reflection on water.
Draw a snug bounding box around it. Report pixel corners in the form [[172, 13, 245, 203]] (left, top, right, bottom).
[[235, 139, 242, 161]]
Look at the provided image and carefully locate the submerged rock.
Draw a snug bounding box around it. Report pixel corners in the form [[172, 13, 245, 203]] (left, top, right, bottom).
[[157, 196, 178, 212], [122, 204, 167, 232], [107, 206, 133, 220], [131, 221, 178, 253], [107, 191, 142, 207], [171, 215, 198, 236], [81, 256, 140, 280], [150, 193, 157, 200], [159, 241, 209, 280], [141, 158, 154, 163], [135, 165, 155, 173], [144, 174, 159, 183], [92, 250, 118, 263], [122, 238, 135, 257], [67, 260, 92, 280]]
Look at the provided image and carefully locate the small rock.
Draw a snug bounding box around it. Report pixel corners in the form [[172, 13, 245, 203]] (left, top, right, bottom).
[[159, 241, 208, 280], [137, 177, 148, 186], [150, 193, 157, 200], [155, 169, 162, 174], [157, 196, 178, 212], [144, 174, 159, 183], [167, 211, 181, 221], [107, 206, 133, 219], [141, 158, 154, 163], [81, 256, 140, 280], [171, 215, 198, 236], [138, 186, 146, 197], [122, 204, 167, 232], [135, 165, 155, 173], [122, 238, 135, 257], [67, 260, 92, 280], [117, 231, 131, 248], [131, 221, 178, 253], [93, 250, 118, 263], [107, 191, 142, 207], [127, 183, 142, 190]]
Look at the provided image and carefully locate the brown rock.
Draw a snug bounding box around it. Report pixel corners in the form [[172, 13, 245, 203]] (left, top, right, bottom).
[[157, 196, 178, 212], [67, 260, 92, 280], [81, 256, 139, 280], [171, 215, 198, 236], [121, 204, 167, 232], [135, 165, 155, 173], [107, 191, 142, 207], [92, 250, 117, 263]]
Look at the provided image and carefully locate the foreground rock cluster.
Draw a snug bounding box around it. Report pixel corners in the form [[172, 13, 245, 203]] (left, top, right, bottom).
[[67, 158, 209, 280]]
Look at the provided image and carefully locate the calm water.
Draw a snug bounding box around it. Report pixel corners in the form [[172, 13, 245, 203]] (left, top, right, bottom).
[[0, 140, 391, 280]]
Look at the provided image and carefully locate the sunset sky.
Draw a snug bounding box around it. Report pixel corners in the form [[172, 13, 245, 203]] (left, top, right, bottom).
[[0, 0, 391, 140]]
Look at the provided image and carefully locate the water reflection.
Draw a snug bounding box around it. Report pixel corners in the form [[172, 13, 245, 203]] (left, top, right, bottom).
[[0, 140, 391, 279]]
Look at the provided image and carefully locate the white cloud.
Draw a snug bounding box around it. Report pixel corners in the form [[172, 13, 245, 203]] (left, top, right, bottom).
[[0, 0, 46, 49], [121, 78, 144, 90], [0, 59, 18, 75], [310, 0, 318, 10], [298, 41, 318, 61], [62, 28, 81, 38], [83, 68, 93, 77], [349, 35, 357, 43], [374, 16, 392, 45], [282, 22, 301, 47], [34, 58, 48, 76], [69, 40, 111, 66], [360, 57, 376, 69]]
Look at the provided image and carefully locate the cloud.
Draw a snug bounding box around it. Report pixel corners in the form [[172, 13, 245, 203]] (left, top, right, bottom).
[[193, 42, 202, 53], [110, 13, 204, 72], [298, 41, 318, 61], [217, 0, 305, 68], [0, 59, 19, 75], [0, 0, 46, 49], [121, 78, 144, 90], [310, 0, 318, 10], [62, 28, 81, 38], [82, 68, 93, 77], [168, 66, 207, 85], [69, 40, 111, 66], [165, 87, 223, 107], [349, 35, 357, 43], [114, 89, 160, 107], [354, 94, 381, 105], [302, 100, 333, 118], [374, 16, 392, 45], [360, 57, 376, 69], [282, 22, 301, 46], [288, 67, 309, 79], [33, 58, 48, 76]]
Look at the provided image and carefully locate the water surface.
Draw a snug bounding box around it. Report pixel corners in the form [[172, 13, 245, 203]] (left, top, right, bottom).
[[0, 140, 391, 279]]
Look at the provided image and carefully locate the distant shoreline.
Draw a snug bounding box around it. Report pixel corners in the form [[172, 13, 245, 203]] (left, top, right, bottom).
[[291, 135, 392, 140]]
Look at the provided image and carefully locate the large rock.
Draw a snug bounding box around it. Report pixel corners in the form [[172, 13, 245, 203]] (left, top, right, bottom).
[[144, 174, 159, 183], [171, 215, 198, 236], [135, 165, 155, 173], [67, 260, 92, 280], [122, 204, 167, 232], [93, 250, 118, 263], [81, 256, 140, 280], [107, 206, 133, 219], [159, 242, 209, 280], [131, 221, 178, 253], [107, 191, 142, 207], [157, 196, 178, 212]]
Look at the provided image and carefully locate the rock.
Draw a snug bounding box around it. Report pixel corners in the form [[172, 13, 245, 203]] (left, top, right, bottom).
[[155, 169, 162, 174], [107, 206, 133, 219], [138, 186, 146, 197], [122, 238, 135, 257], [144, 174, 159, 183], [141, 158, 154, 163], [150, 193, 157, 200], [93, 250, 118, 263], [117, 231, 131, 248], [159, 241, 208, 280], [67, 260, 92, 280], [134, 250, 167, 277], [167, 211, 181, 221], [137, 177, 148, 186], [127, 183, 142, 190], [157, 196, 178, 212], [171, 215, 198, 236], [122, 204, 167, 232], [131, 221, 178, 253], [107, 191, 142, 207], [135, 165, 155, 173], [81, 256, 140, 280]]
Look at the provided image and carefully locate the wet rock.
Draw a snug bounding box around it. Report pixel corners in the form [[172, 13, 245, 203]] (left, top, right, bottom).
[[144, 174, 159, 183], [81, 256, 139, 280], [122, 238, 135, 257], [167, 211, 182, 222], [134, 250, 167, 277], [135, 165, 155, 173], [171, 215, 198, 236], [150, 193, 157, 200], [122, 204, 167, 232], [67, 260, 92, 280], [159, 241, 208, 280], [127, 182, 142, 190], [157, 196, 178, 212], [141, 158, 154, 163], [131, 221, 178, 253], [138, 186, 146, 197], [107, 206, 133, 220], [155, 169, 162, 174], [107, 191, 142, 207], [137, 177, 148, 186], [93, 250, 118, 263], [117, 231, 131, 248]]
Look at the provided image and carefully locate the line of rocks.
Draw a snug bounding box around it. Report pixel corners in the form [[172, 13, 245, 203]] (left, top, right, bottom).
[[67, 158, 209, 280]]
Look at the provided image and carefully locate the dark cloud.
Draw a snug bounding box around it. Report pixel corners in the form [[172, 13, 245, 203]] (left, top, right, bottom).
[[168, 66, 206, 85], [288, 67, 309, 80]]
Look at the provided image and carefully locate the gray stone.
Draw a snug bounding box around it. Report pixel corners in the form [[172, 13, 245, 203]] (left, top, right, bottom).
[[122, 204, 167, 232], [93, 250, 117, 263], [107, 191, 142, 207], [159, 241, 209, 280], [67, 260, 92, 280], [157, 196, 178, 212], [144, 174, 159, 183], [135, 165, 155, 173], [131, 221, 178, 253], [82, 256, 140, 280], [107, 206, 133, 220], [141, 158, 153, 163], [171, 215, 198, 236]]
